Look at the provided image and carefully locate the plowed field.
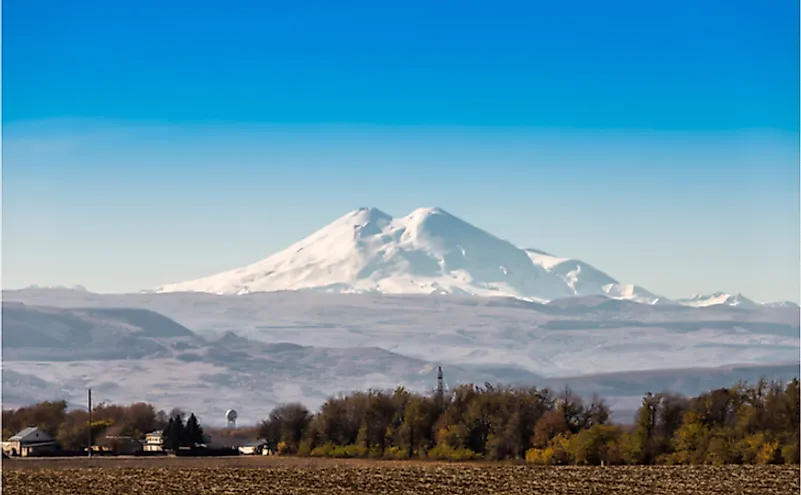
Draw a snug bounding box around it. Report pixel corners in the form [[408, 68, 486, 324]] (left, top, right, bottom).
[[3, 457, 798, 495]]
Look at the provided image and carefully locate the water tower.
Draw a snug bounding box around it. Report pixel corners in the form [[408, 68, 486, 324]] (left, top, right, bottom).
[[225, 409, 238, 429]]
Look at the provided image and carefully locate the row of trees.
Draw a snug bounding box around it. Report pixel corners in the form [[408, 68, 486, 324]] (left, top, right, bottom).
[[4, 378, 798, 464], [257, 379, 800, 465], [1, 401, 206, 451]]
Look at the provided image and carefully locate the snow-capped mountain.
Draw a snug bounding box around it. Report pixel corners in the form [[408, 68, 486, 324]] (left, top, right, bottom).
[[677, 292, 758, 308], [675, 293, 799, 309], [153, 206, 792, 308], [523, 249, 667, 305], [155, 207, 637, 302]]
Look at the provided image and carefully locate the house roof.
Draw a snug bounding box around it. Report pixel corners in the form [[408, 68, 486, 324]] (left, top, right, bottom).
[[9, 427, 39, 440], [9, 427, 54, 443]]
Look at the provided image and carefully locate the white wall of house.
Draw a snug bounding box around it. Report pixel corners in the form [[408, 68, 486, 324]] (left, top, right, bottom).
[[143, 432, 164, 452]]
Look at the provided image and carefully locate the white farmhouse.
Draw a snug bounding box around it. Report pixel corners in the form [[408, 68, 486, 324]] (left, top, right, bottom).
[[2, 427, 57, 457], [143, 430, 164, 452]]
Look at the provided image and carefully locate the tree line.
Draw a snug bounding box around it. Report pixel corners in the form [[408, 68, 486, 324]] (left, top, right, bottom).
[[256, 379, 799, 465], [3, 378, 798, 464]]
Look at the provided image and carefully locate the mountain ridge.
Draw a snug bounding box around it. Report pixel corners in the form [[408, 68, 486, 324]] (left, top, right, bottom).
[[136, 206, 793, 308], [2, 291, 798, 424]]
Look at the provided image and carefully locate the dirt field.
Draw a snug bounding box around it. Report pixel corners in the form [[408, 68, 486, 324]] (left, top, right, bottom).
[[3, 456, 799, 495]]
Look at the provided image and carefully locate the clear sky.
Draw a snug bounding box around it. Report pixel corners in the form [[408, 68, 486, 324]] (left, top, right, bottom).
[[3, 0, 799, 302]]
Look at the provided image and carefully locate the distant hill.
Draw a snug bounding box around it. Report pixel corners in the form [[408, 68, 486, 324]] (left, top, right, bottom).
[[2, 290, 798, 425], [2, 303, 202, 361]]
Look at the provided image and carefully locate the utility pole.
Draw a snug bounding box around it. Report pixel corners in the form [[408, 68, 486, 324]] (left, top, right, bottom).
[[88, 388, 92, 458]]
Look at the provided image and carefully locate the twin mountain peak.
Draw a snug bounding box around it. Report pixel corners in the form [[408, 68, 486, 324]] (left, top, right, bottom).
[[153, 207, 792, 309]]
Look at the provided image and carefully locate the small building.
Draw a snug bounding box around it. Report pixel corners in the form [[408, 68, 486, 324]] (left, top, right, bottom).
[[2, 427, 57, 457], [143, 430, 164, 452], [238, 439, 271, 455], [238, 441, 260, 455]]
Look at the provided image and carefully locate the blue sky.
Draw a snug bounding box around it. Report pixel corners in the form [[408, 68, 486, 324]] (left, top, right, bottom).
[[3, 0, 799, 302]]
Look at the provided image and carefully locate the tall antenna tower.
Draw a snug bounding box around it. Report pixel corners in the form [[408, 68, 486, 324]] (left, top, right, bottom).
[[87, 388, 93, 458], [436, 366, 444, 404]]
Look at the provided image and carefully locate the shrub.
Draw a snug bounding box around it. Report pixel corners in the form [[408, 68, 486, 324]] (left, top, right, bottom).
[[525, 434, 572, 465], [308, 443, 369, 458], [309, 443, 335, 457], [296, 440, 312, 457], [755, 440, 781, 465], [276, 441, 291, 455], [340, 444, 368, 458], [525, 448, 548, 465], [656, 453, 683, 465], [427, 444, 481, 461], [740, 434, 767, 464], [781, 443, 799, 465], [383, 446, 409, 460]]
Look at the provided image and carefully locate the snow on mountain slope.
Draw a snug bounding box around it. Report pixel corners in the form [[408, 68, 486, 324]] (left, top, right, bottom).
[[523, 249, 668, 304], [152, 206, 793, 308], [600, 284, 667, 305], [153, 207, 651, 302], [677, 292, 759, 308], [524, 249, 614, 292], [155, 207, 576, 301]]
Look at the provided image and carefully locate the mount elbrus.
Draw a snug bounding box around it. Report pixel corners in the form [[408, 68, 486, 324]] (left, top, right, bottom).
[[153, 207, 793, 308]]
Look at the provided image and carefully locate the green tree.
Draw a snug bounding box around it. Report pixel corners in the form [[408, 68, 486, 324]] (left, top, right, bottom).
[[184, 413, 204, 447], [569, 424, 625, 465], [162, 414, 185, 451], [632, 392, 688, 464], [259, 403, 313, 454], [398, 395, 438, 457], [670, 412, 712, 464]]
